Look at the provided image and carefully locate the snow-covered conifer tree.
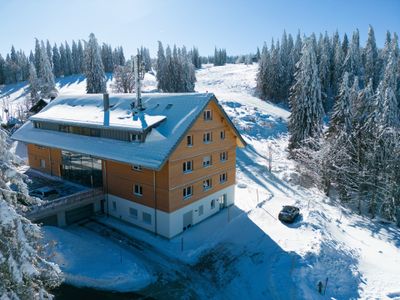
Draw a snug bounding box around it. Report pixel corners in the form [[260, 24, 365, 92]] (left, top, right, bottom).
[[52, 44, 61, 77], [38, 42, 56, 99], [28, 63, 40, 106], [84, 33, 107, 94], [288, 37, 324, 151], [364, 25, 379, 89], [0, 129, 62, 299]]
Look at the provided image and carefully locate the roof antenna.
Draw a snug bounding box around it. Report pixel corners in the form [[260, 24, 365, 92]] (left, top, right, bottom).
[[134, 53, 145, 111]]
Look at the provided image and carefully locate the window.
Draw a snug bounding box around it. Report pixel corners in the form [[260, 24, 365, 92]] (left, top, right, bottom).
[[129, 207, 138, 219], [183, 186, 193, 199], [132, 165, 142, 171], [34, 122, 42, 129], [220, 130, 225, 140], [203, 132, 212, 143], [112, 201, 117, 211], [203, 155, 212, 168], [143, 212, 152, 224], [220, 172, 227, 184], [59, 125, 69, 133], [203, 110, 212, 121], [183, 161, 193, 173], [37, 145, 47, 150], [130, 133, 141, 142], [198, 205, 204, 216], [134, 184, 143, 196], [220, 151, 228, 162], [203, 178, 212, 191], [187, 135, 193, 147], [40, 159, 46, 168], [211, 199, 215, 209]]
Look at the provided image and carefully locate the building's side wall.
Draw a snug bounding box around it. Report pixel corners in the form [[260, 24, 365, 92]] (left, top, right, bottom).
[[168, 100, 238, 212], [104, 160, 170, 211], [27, 144, 62, 176]]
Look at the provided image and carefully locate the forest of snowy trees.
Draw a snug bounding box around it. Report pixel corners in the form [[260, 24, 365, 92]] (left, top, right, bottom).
[[155, 41, 196, 92], [256, 27, 400, 222]]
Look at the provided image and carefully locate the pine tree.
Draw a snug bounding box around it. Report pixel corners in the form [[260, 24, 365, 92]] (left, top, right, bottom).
[[156, 41, 166, 92], [0, 54, 5, 84], [28, 63, 40, 105], [329, 72, 352, 136], [64, 42, 73, 76], [288, 37, 324, 151], [84, 33, 107, 94], [364, 25, 379, 89], [59, 43, 66, 76], [38, 41, 57, 98], [343, 29, 362, 84], [52, 44, 62, 77], [34, 39, 41, 74], [0, 129, 62, 299]]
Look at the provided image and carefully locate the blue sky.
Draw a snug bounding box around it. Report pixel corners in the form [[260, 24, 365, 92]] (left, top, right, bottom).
[[0, 0, 399, 57]]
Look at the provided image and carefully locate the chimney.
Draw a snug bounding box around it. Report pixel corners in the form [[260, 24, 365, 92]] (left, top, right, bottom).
[[134, 55, 143, 111], [103, 93, 109, 111]]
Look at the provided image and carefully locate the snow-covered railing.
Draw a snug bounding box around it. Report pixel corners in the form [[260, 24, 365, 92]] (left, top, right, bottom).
[[26, 188, 103, 218]]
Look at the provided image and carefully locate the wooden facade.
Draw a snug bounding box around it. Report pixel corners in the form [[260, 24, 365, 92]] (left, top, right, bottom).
[[26, 99, 240, 214]]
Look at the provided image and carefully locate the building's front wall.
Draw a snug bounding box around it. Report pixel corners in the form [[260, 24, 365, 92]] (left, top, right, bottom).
[[168, 100, 238, 212]]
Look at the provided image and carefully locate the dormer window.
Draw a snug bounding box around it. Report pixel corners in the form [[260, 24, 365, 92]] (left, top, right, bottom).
[[203, 110, 212, 121], [130, 133, 141, 142], [132, 165, 142, 171]]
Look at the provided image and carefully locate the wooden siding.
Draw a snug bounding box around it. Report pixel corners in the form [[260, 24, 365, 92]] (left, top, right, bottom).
[[104, 160, 170, 212], [27, 144, 61, 176], [167, 100, 237, 212]]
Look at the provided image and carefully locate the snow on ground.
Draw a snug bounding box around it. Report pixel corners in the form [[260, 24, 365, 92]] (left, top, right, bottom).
[[3, 63, 400, 299], [42, 226, 155, 292]]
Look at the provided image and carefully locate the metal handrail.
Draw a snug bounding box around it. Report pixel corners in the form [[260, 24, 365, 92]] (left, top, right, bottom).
[[26, 188, 103, 216]]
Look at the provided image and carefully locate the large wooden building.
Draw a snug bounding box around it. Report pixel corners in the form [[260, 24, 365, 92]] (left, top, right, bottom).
[[12, 93, 246, 238]]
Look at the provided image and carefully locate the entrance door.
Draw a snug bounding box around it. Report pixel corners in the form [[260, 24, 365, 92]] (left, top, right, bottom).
[[183, 210, 193, 230], [218, 194, 227, 209]]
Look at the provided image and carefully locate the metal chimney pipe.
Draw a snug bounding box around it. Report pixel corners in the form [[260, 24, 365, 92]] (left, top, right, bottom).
[[134, 55, 142, 110], [103, 93, 109, 111]]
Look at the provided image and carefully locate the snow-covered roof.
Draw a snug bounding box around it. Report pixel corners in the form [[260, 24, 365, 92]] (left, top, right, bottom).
[[30, 94, 168, 132], [12, 93, 222, 170]]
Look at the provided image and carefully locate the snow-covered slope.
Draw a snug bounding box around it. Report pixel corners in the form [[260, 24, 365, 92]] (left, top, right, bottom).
[[2, 64, 400, 299], [194, 64, 400, 299]]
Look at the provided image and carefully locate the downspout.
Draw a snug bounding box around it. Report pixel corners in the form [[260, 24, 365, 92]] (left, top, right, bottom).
[[153, 170, 157, 236], [48, 148, 52, 176], [104, 161, 109, 217]]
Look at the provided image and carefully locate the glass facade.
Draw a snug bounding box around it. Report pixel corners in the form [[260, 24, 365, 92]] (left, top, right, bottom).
[[61, 150, 103, 187]]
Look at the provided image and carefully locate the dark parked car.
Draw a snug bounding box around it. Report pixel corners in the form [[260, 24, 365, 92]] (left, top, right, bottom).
[[30, 186, 59, 200], [278, 205, 300, 223]]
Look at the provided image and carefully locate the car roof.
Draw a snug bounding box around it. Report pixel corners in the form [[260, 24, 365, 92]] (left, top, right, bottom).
[[34, 186, 56, 193]]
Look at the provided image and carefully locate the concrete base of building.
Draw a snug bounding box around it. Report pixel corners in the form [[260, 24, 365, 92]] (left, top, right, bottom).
[[106, 184, 235, 239]]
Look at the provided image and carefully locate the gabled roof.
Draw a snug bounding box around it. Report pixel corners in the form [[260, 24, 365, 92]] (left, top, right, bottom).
[[12, 93, 246, 170]]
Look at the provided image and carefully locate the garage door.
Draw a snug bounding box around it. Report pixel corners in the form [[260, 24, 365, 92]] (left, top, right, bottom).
[[36, 214, 58, 226], [65, 204, 94, 225]]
